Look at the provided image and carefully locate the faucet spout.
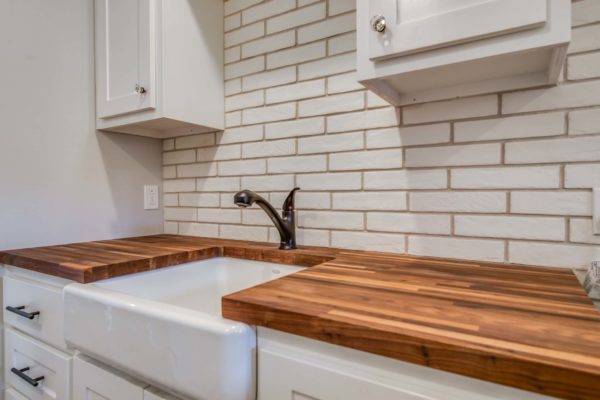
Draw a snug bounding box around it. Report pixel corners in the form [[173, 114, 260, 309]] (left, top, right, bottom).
[[233, 188, 300, 250]]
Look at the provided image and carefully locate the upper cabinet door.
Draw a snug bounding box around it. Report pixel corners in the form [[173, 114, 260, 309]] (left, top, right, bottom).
[[95, 0, 156, 118], [368, 0, 547, 61]]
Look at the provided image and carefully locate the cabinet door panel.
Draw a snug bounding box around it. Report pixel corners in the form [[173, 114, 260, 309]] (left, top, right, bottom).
[[368, 0, 547, 60], [95, 0, 156, 118], [72, 356, 145, 400]]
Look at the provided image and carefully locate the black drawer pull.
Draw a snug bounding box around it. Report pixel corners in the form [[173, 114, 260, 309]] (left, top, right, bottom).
[[11, 367, 44, 387], [6, 306, 40, 320]]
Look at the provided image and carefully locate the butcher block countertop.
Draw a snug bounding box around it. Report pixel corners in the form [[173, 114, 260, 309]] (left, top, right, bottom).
[[2, 235, 600, 399]]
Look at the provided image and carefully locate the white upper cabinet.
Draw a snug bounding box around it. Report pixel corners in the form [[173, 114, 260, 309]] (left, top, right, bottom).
[[95, 0, 224, 138], [358, 0, 571, 106]]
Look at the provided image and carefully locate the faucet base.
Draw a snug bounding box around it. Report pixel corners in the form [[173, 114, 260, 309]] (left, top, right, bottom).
[[279, 241, 297, 250]]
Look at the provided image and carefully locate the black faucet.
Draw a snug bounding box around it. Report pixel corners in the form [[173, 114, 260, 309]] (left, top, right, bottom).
[[233, 187, 300, 250]]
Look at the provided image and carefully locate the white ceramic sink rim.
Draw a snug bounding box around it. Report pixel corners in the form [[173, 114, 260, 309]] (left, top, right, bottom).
[[63, 256, 306, 400]]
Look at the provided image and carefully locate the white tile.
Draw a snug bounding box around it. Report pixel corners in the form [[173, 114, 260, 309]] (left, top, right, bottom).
[[265, 117, 325, 139], [454, 112, 565, 142], [368, 213, 451, 235], [505, 136, 600, 164], [366, 124, 451, 148], [298, 131, 363, 154], [268, 155, 327, 173], [271, 191, 331, 209], [565, 163, 600, 188], [163, 179, 196, 193], [163, 193, 178, 207], [179, 193, 220, 207], [163, 150, 196, 165], [197, 144, 241, 162], [331, 231, 405, 253], [224, 13, 241, 32], [403, 95, 498, 124], [267, 2, 326, 33], [164, 221, 178, 234], [218, 159, 267, 176], [241, 174, 295, 191], [225, 22, 265, 48], [266, 79, 325, 104], [242, 138, 296, 158], [329, 149, 403, 170], [298, 12, 355, 44], [568, 24, 600, 54], [295, 228, 330, 247], [299, 210, 364, 230], [327, 71, 364, 94], [225, 90, 264, 112], [225, 56, 264, 80], [568, 52, 600, 80], [298, 92, 364, 117], [225, 46, 241, 64], [175, 134, 215, 149], [451, 166, 560, 189], [177, 162, 218, 178], [241, 31, 295, 58], [242, 208, 273, 225], [162, 139, 174, 151], [197, 208, 241, 224], [569, 108, 600, 135], [220, 224, 269, 241], [242, 0, 296, 25], [243, 66, 296, 91], [163, 166, 176, 179], [297, 172, 361, 190], [243, 103, 296, 124], [218, 125, 264, 144], [572, 0, 600, 27], [327, 107, 398, 133], [333, 192, 407, 211], [178, 222, 219, 238], [298, 0, 320, 6], [164, 207, 197, 222], [511, 191, 593, 216], [225, 79, 242, 96], [570, 218, 600, 245], [406, 143, 501, 167], [409, 236, 505, 263], [299, 52, 356, 80], [225, 0, 263, 16], [503, 81, 600, 114], [508, 241, 600, 268], [364, 170, 447, 190], [328, 31, 356, 55], [328, 0, 355, 16], [409, 191, 506, 213], [197, 177, 240, 192], [267, 42, 326, 69], [366, 91, 388, 108], [455, 215, 565, 241]]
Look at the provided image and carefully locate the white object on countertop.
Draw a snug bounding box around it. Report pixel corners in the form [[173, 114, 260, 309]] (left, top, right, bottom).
[[63, 257, 305, 400]]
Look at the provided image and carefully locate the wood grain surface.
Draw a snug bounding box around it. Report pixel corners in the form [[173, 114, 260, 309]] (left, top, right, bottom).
[[1, 234, 599, 399]]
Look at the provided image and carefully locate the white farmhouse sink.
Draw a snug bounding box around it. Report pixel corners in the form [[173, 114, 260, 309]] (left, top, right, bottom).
[[63, 257, 305, 400]]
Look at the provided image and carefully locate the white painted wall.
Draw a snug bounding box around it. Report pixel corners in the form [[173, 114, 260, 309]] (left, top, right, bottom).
[[0, 0, 163, 250]]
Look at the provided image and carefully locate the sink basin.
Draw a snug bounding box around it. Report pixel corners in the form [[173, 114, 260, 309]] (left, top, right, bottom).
[[63, 257, 305, 400]]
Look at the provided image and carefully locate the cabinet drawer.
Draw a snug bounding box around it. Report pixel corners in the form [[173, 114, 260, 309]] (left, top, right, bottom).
[[73, 355, 145, 400], [4, 328, 70, 400], [6, 387, 30, 400], [3, 277, 66, 350]]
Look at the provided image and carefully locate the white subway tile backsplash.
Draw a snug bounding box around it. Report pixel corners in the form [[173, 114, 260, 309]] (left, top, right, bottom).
[[177, 162, 218, 178], [197, 208, 241, 224], [267, 42, 326, 69], [270, 191, 331, 209], [179, 222, 219, 238], [366, 124, 451, 148], [508, 241, 600, 268], [242, 138, 296, 158], [409, 192, 507, 213], [218, 159, 267, 176], [328, 32, 356, 55], [329, 149, 403, 171], [225, 56, 264, 80], [569, 108, 600, 135], [297, 12, 355, 44], [565, 164, 600, 188], [267, 2, 326, 33], [197, 177, 240, 192], [164, 179, 196, 193], [265, 117, 325, 139], [505, 136, 600, 164], [368, 213, 451, 235], [451, 166, 560, 189], [511, 191, 593, 216], [409, 236, 505, 262], [225, 22, 265, 48], [328, 0, 355, 16], [224, 0, 263, 16], [220, 224, 269, 241], [299, 210, 364, 230], [163, 193, 178, 207], [241, 30, 295, 58], [163, 166, 176, 179], [175, 134, 215, 150], [299, 92, 364, 117], [327, 107, 399, 133], [268, 155, 327, 173], [568, 24, 600, 54], [364, 170, 447, 190], [242, 0, 295, 25], [297, 172, 361, 190], [163, 150, 195, 165], [225, 46, 241, 64], [197, 144, 241, 162], [243, 66, 296, 91], [403, 95, 498, 125], [226, 111, 242, 127], [164, 207, 197, 222], [241, 174, 295, 191], [218, 125, 263, 145], [225, 90, 264, 112], [225, 79, 242, 96], [570, 218, 600, 245], [163, 139, 175, 151], [299, 52, 356, 80], [243, 103, 296, 124], [455, 215, 565, 241], [298, 131, 363, 154], [224, 13, 241, 32], [327, 71, 364, 94], [406, 143, 501, 167], [572, 0, 600, 27], [331, 231, 405, 253], [179, 193, 220, 207], [266, 79, 325, 104], [333, 192, 407, 211], [568, 52, 600, 80], [502, 81, 600, 114]]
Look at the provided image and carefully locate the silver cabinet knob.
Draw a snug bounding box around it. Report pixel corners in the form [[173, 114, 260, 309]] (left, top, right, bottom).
[[371, 14, 386, 33], [135, 84, 146, 94]]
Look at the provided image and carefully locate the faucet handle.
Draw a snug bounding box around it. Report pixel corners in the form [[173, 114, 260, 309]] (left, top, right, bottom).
[[282, 187, 300, 211]]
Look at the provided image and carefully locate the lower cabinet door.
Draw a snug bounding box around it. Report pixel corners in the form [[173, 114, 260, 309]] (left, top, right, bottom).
[[6, 387, 30, 400], [4, 328, 70, 400], [73, 356, 145, 400]]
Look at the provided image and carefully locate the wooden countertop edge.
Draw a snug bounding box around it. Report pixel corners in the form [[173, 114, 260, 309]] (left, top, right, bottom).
[[222, 297, 600, 400]]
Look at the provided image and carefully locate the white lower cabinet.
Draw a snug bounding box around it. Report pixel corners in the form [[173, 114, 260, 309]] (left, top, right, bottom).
[[257, 327, 554, 400], [5, 387, 28, 400]]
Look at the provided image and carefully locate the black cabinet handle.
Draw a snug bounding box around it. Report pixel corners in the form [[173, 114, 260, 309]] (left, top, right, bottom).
[[11, 367, 44, 387], [6, 306, 40, 320]]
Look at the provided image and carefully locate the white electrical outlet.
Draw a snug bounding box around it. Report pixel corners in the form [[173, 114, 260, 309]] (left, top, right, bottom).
[[594, 188, 600, 235], [144, 185, 159, 210]]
